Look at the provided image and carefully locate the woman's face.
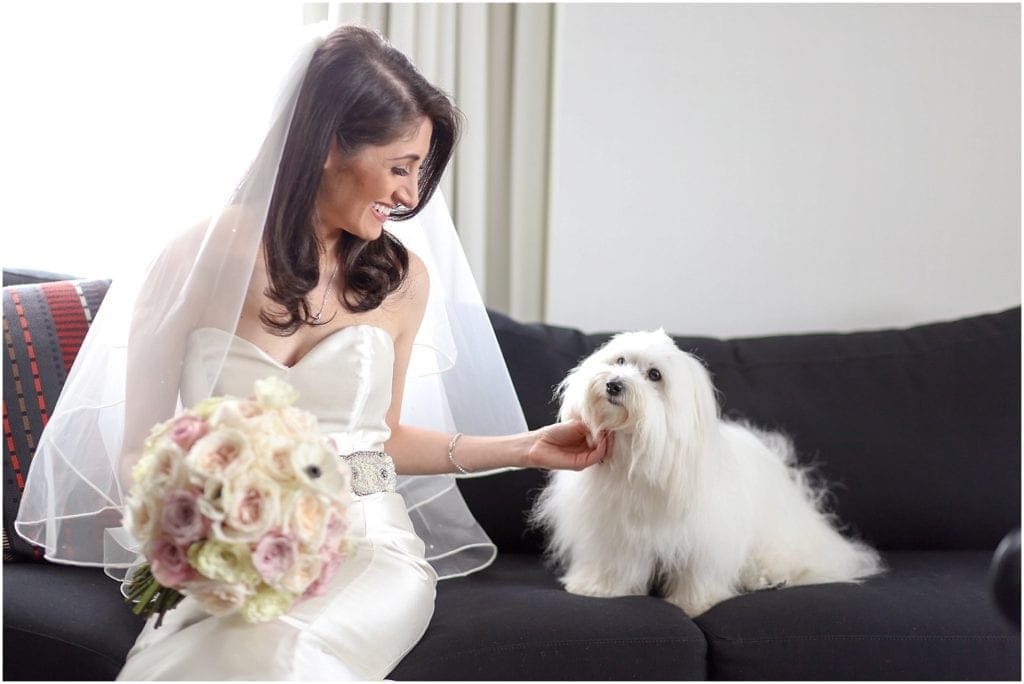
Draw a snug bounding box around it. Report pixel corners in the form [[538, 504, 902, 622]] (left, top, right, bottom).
[[316, 116, 433, 242]]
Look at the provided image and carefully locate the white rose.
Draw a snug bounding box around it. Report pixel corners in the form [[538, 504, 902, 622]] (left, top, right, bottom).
[[208, 400, 251, 430], [253, 376, 299, 409], [122, 495, 156, 544]]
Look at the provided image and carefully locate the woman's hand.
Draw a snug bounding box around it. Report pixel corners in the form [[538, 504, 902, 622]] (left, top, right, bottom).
[[526, 420, 612, 471]]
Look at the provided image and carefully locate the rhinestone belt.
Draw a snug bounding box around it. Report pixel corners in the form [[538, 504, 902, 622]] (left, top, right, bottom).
[[340, 450, 397, 496]]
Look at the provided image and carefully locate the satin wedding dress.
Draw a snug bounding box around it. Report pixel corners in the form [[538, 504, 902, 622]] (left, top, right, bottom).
[[118, 325, 437, 681]]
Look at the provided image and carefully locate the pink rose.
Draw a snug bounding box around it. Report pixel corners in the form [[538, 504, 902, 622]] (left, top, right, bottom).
[[168, 416, 209, 452], [161, 489, 209, 545], [252, 532, 297, 584], [303, 554, 344, 598], [323, 509, 348, 552], [148, 538, 195, 588]]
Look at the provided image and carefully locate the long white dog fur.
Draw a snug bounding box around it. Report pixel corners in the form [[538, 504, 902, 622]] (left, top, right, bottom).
[[533, 330, 882, 617]]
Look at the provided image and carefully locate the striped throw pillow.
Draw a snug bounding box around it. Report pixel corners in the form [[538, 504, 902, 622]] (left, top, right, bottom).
[[2, 279, 110, 561]]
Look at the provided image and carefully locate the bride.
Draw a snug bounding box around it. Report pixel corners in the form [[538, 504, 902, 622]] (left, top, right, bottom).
[[15, 23, 609, 680]]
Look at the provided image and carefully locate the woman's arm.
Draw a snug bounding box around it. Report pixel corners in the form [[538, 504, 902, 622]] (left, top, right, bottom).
[[121, 219, 210, 483], [383, 250, 610, 475], [387, 421, 611, 475]]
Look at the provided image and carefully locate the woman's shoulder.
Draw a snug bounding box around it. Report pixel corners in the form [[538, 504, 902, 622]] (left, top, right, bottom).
[[385, 246, 429, 333], [153, 205, 258, 265], [401, 247, 429, 309], [405, 247, 428, 289]]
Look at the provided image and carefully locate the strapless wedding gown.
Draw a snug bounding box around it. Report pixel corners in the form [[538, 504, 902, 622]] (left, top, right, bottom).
[[117, 325, 437, 681]]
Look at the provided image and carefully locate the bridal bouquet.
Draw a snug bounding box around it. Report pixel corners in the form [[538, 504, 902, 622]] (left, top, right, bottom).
[[122, 376, 352, 626]]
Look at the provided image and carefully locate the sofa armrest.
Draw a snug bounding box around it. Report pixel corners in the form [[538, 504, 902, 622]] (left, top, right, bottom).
[[991, 529, 1021, 630]]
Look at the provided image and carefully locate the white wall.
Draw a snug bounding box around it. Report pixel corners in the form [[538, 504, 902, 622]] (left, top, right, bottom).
[[546, 4, 1020, 337]]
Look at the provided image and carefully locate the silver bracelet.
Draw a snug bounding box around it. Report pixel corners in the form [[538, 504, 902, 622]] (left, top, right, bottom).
[[447, 432, 470, 474]]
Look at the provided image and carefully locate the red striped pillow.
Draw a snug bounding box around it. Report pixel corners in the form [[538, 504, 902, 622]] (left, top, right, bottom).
[[2, 279, 110, 561]]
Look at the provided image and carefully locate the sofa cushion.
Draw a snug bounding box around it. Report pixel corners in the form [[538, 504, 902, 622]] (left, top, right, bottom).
[[3, 562, 145, 680], [2, 279, 111, 561], [487, 308, 1021, 553], [391, 552, 708, 680], [2, 268, 79, 287], [693, 550, 1021, 680]]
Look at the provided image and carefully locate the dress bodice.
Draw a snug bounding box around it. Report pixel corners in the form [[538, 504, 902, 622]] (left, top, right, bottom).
[[182, 325, 395, 454]]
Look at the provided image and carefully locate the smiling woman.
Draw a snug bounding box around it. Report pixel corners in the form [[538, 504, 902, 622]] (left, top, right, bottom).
[[318, 123, 430, 241], [13, 17, 606, 681], [253, 22, 461, 338]]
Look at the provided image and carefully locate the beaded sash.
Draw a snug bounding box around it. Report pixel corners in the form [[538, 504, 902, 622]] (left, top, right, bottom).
[[340, 450, 397, 496]]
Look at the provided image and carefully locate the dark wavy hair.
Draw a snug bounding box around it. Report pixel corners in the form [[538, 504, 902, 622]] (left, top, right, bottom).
[[260, 24, 461, 334]]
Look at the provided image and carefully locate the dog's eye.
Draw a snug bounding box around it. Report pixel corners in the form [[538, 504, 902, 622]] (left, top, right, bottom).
[[647, 368, 662, 382], [616, 357, 625, 365]]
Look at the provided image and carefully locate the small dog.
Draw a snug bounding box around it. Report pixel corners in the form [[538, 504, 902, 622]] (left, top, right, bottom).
[[533, 330, 882, 617]]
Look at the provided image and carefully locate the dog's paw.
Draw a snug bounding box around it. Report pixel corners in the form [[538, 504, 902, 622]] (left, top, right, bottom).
[[564, 580, 615, 598], [665, 585, 736, 617], [665, 594, 716, 617], [562, 572, 635, 598], [748, 575, 789, 591]]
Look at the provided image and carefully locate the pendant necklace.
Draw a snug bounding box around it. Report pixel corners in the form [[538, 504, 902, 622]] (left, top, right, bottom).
[[312, 260, 340, 324]]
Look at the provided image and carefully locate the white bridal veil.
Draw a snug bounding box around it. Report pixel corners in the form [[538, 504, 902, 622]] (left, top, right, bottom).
[[14, 22, 526, 580]]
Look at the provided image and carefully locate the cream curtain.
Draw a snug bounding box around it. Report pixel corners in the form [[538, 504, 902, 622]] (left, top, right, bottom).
[[304, 3, 553, 322]]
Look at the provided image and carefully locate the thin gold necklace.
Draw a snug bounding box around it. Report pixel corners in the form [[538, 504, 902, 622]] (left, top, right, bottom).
[[312, 260, 340, 324]]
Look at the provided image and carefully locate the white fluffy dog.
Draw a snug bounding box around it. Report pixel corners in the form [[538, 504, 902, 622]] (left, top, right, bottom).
[[533, 330, 883, 617]]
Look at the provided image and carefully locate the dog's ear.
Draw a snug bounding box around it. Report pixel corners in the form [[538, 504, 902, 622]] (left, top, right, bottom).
[[678, 352, 721, 457], [555, 364, 585, 423], [628, 351, 720, 486]]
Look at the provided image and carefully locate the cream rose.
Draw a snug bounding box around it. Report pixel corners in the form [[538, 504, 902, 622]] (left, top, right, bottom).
[[280, 406, 318, 438], [215, 472, 280, 542], [286, 490, 330, 549], [185, 428, 253, 482], [135, 443, 187, 495], [279, 553, 325, 594], [183, 579, 253, 617]]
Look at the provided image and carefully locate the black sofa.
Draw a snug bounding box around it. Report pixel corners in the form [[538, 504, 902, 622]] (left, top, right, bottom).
[[3, 272, 1020, 680]]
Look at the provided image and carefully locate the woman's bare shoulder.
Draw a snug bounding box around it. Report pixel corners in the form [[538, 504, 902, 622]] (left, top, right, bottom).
[[405, 247, 429, 294], [390, 247, 429, 332]]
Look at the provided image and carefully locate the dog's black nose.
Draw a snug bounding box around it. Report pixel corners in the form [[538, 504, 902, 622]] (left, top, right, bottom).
[[606, 380, 623, 396]]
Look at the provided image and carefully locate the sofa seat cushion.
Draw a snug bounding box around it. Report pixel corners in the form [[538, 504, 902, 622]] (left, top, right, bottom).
[[391, 552, 708, 680], [3, 562, 144, 680], [693, 550, 1020, 680]]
